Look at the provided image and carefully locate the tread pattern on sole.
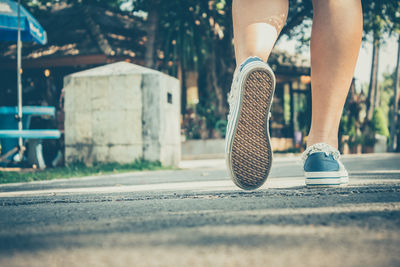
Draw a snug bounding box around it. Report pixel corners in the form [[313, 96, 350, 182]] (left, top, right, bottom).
[[231, 70, 274, 189]]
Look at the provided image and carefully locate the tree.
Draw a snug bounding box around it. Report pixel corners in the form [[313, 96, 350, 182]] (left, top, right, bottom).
[[22, 0, 400, 140], [131, 0, 315, 136], [389, 37, 400, 151], [132, 0, 233, 129], [367, 36, 381, 120], [143, 1, 159, 69], [362, 0, 400, 120]]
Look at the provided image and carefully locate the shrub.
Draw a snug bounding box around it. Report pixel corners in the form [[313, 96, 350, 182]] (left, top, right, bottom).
[[215, 119, 227, 138], [372, 108, 390, 137]]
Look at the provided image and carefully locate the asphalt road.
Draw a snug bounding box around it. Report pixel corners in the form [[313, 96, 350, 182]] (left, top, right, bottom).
[[0, 154, 400, 267]]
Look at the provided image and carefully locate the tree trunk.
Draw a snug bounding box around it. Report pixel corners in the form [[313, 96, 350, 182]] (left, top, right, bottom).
[[374, 60, 381, 108], [178, 29, 187, 116], [218, 0, 235, 117], [144, 7, 159, 69], [181, 68, 187, 115], [209, 46, 225, 117], [289, 82, 296, 146], [389, 36, 400, 152], [177, 62, 187, 116], [366, 36, 380, 120]]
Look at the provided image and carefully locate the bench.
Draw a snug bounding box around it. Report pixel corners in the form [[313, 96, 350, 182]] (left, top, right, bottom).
[[0, 106, 61, 168], [0, 130, 61, 139]]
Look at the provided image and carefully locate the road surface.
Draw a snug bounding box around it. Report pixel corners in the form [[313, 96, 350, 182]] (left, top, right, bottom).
[[0, 154, 399, 266]]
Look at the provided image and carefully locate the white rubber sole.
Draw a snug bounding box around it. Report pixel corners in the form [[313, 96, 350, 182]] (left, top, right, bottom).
[[305, 171, 349, 187]]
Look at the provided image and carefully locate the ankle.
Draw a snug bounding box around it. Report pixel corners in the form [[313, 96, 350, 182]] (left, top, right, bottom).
[[306, 135, 338, 149]]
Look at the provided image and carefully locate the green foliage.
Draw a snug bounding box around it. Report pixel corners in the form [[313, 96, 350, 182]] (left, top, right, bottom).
[[372, 107, 390, 137], [21, 0, 129, 16], [296, 91, 312, 136], [339, 88, 365, 150], [0, 159, 167, 184], [215, 119, 227, 138], [182, 110, 207, 139], [132, 0, 234, 133], [131, 0, 230, 72], [21, 0, 400, 139], [362, 0, 400, 39], [362, 121, 377, 146], [342, 115, 363, 146], [380, 71, 396, 120], [287, 0, 400, 47], [282, 0, 313, 44], [195, 100, 219, 133], [375, 71, 397, 143]]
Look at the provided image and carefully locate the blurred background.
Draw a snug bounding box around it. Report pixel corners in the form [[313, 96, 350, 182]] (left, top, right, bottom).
[[0, 0, 399, 168]]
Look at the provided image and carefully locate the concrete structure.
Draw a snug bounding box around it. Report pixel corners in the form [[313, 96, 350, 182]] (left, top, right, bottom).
[[64, 62, 180, 166], [181, 137, 294, 160]]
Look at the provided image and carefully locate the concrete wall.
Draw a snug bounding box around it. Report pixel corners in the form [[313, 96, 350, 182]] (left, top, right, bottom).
[[142, 73, 181, 166], [64, 62, 180, 167]]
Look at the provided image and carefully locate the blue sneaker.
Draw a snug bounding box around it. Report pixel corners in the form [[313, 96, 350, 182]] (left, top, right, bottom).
[[301, 143, 349, 187], [225, 56, 276, 190]]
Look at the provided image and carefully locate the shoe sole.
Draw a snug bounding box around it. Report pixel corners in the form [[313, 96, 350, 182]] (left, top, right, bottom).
[[226, 62, 275, 190], [305, 171, 349, 187]]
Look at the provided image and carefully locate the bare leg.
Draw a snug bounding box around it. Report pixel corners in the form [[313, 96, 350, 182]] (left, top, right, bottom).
[[233, 0, 288, 65], [307, 0, 363, 148], [228, 0, 288, 189]]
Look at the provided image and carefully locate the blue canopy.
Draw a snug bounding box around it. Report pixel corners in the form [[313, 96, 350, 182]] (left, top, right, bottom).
[[0, 0, 47, 44]]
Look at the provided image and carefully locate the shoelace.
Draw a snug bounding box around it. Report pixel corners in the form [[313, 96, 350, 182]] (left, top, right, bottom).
[[301, 143, 341, 163]]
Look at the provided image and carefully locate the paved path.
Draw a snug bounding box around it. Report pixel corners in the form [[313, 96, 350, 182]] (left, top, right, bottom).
[[0, 154, 400, 266]]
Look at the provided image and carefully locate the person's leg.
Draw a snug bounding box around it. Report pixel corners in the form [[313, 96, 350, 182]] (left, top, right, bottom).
[[307, 0, 363, 149], [233, 0, 288, 65], [226, 0, 288, 190]]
